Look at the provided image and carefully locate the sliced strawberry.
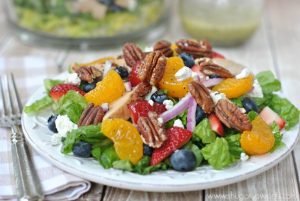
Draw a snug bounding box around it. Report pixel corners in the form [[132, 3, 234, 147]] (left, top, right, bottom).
[[259, 106, 286, 130], [208, 113, 224, 136], [211, 51, 225, 59], [151, 127, 192, 166], [128, 100, 166, 123], [49, 84, 85, 101], [129, 61, 142, 87]]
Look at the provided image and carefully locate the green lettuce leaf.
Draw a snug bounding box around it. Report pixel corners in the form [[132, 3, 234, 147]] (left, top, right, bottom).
[[270, 123, 285, 152], [256, 71, 281, 94], [133, 156, 168, 174], [100, 146, 119, 169], [225, 134, 243, 159], [44, 79, 63, 93], [193, 118, 216, 144], [54, 90, 87, 123], [201, 138, 235, 169], [24, 95, 53, 114], [247, 111, 258, 121], [113, 160, 133, 171], [268, 94, 299, 130]]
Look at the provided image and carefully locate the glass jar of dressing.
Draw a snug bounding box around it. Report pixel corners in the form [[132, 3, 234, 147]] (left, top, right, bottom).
[[179, 0, 264, 46]]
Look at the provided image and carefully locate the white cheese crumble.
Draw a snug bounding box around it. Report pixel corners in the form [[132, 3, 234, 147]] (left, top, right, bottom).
[[144, 46, 153, 52], [158, 117, 163, 124], [247, 79, 264, 98], [148, 99, 154, 106], [55, 115, 78, 138], [124, 82, 132, 92], [64, 73, 81, 85], [103, 60, 112, 76], [235, 68, 251, 79], [240, 152, 249, 161], [145, 86, 158, 101], [175, 66, 193, 82], [163, 99, 174, 110], [101, 103, 109, 111], [239, 108, 247, 113], [210, 91, 226, 104], [173, 119, 184, 128]]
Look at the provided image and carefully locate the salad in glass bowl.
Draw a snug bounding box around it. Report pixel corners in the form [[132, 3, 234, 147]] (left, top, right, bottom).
[[24, 39, 299, 174]]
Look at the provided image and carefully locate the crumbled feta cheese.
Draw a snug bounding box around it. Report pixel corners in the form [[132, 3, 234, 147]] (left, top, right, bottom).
[[247, 79, 264, 98], [210, 91, 226, 104], [173, 119, 184, 128], [158, 117, 163, 124], [101, 103, 109, 111], [51, 134, 62, 146], [235, 68, 251, 79], [103, 60, 112, 76], [144, 46, 153, 52], [55, 115, 78, 138], [205, 76, 210, 80], [239, 108, 247, 113], [124, 82, 132, 92], [240, 152, 249, 161], [145, 86, 158, 101], [64, 73, 81, 85], [175, 66, 193, 82], [148, 99, 154, 106], [163, 99, 174, 110]]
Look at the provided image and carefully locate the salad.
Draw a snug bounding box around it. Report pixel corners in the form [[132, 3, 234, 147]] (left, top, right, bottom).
[[24, 39, 299, 174], [12, 0, 164, 37]]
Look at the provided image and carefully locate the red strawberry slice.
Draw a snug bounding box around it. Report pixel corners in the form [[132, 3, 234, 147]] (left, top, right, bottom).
[[151, 127, 192, 166], [49, 84, 85, 101], [208, 113, 224, 136], [211, 51, 225, 59], [129, 61, 142, 87], [259, 106, 286, 130], [128, 100, 166, 123]]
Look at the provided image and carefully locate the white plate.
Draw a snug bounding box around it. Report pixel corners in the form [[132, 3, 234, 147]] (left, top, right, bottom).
[[22, 73, 300, 192]]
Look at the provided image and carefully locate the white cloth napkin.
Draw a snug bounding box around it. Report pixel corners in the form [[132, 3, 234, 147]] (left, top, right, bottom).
[[0, 57, 91, 200]]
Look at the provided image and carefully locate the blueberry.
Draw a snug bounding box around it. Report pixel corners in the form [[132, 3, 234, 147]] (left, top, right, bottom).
[[98, 0, 114, 6], [115, 66, 129, 79], [242, 97, 258, 113], [108, 4, 126, 12], [170, 149, 196, 171], [151, 90, 168, 104], [180, 53, 195, 68], [208, 74, 221, 79], [73, 141, 92, 158], [82, 82, 96, 92], [47, 115, 58, 133], [195, 106, 206, 124], [143, 144, 153, 156]]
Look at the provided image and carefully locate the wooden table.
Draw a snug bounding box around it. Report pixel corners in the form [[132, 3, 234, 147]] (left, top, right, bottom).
[[1, 0, 300, 200]]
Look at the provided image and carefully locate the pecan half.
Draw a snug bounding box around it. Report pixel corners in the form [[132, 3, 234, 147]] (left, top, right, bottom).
[[215, 99, 252, 132], [197, 58, 234, 78], [153, 40, 173, 57], [131, 82, 152, 102], [137, 112, 167, 148], [122, 43, 145, 67], [73, 66, 102, 83], [176, 39, 212, 58], [78, 103, 105, 127], [188, 80, 214, 114], [138, 51, 167, 85]]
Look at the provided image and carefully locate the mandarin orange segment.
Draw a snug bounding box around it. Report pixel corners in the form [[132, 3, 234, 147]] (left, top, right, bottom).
[[159, 57, 193, 98], [240, 116, 275, 155], [85, 70, 125, 106], [212, 74, 254, 98], [80, 56, 115, 67], [101, 119, 143, 164]]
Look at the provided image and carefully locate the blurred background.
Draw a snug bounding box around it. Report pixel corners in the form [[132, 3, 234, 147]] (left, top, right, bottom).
[[0, 0, 299, 108]]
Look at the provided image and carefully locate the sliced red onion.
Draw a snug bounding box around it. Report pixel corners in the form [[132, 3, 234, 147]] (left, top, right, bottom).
[[202, 78, 224, 87], [187, 98, 197, 132], [160, 93, 193, 123], [124, 82, 132, 92]]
